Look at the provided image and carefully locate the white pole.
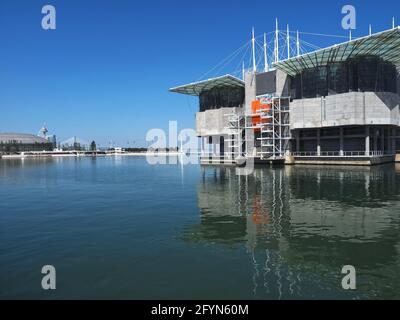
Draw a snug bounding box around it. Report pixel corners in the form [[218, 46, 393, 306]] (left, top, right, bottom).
[[349, 29, 352, 41], [286, 24, 290, 59], [369, 24, 372, 36], [296, 30, 300, 56], [264, 33, 268, 72], [252, 27, 256, 72], [275, 18, 279, 63], [242, 61, 245, 80], [393, 17, 395, 29]]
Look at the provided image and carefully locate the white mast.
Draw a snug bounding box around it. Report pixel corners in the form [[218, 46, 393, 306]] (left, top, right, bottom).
[[296, 30, 300, 56], [286, 24, 290, 59], [393, 17, 395, 29], [252, 27, 256, 72], [349, 29, 352, 41], [369, 24, 372, 36], [263, 33, 268, 72], [242, 60, 245, 80], [275, 18, 279, 63]]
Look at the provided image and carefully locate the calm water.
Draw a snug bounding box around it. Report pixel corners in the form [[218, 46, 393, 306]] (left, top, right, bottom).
[[1, 156, 400, 299]]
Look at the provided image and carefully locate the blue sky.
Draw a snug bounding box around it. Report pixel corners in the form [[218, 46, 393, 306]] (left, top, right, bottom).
[[0, 0, 399, 147]]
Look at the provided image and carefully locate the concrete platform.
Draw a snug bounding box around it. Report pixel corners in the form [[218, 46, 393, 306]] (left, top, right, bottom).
[[292, 155, 395, 166], [200, 157, 237, 166], [200, 155, 398, 167]]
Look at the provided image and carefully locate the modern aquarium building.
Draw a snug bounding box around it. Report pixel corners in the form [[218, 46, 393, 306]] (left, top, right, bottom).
[[170, 26, 400, 166]]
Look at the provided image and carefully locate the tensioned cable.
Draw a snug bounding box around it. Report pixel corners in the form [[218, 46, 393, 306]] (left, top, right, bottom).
[[198, 31, 279, 80], [195, 29, 350, 79], [213, 43, 250, 78], [293, 31, 349, 39], [299, 39, 321, 51], [232, 44, 251, 78], [255, 40, 268, 70], [196, 40, 251, 81]]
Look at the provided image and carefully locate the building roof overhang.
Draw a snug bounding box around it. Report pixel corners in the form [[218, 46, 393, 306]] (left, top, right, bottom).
[[169, 74, 244, 96], [274, 27, 400, 76]]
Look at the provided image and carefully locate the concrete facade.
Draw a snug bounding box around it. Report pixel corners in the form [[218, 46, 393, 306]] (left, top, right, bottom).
[[244, 71, 256, 111], [276, 69, 290, 97], [290, 92, 400, 130], [195, 107, 243, 137], [244, 71, 256, 156]]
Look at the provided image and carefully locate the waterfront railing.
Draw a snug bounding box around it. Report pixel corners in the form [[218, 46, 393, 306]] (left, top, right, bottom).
[[290, 151, 386, 157]]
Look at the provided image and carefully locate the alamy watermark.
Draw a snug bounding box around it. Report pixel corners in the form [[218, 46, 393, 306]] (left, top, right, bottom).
[[41, 265, 56, 290], [341, 5, 356, 31], [341, 265, 356, 290], [41, 5, 56, 30], [145, 121, 254, 175]]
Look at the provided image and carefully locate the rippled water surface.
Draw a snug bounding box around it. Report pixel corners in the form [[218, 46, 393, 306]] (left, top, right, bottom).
[[1, 156, 400, 299]]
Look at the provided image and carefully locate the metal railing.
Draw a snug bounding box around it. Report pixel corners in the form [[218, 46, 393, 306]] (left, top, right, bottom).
[[199, 153, 238, 165], [200, 153, 236, 160], [291, 151, 386, 158]]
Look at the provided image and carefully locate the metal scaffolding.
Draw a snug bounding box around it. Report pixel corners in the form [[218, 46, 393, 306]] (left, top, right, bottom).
[[251, 95, 291, 160], [224, 95, 291, 161], [224, 112, 245, 160]]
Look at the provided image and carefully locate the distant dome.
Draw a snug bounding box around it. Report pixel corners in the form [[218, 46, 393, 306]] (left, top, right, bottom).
[[0, 133, 49, 144]]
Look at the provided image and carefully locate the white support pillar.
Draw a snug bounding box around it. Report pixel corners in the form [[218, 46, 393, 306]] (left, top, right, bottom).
[[264, 33, 268, 72], [317, 129, 321, 156], [339, 127, 344, 156], [275, 18, 279, 63], [365, 126, 370, 156], [252, 27, 256, 72], [214, 136, 219, 156], [286, 24, 290, 59]]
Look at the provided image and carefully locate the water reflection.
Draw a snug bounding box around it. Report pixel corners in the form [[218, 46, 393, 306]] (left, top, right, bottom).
[[183, 164, 400, 299]]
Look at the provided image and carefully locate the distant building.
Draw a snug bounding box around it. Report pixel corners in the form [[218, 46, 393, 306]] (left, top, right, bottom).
[[46, 135, 57, 148], [0, 133, 54, 153], [38, 123, 57, 149], [60, 136, 89, 151]]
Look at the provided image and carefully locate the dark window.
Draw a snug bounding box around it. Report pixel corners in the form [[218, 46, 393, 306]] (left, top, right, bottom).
[[300, 129, 317, 138], [199, 86, 244, 112], [290, 55, 398, 99], [256, 70, 277, 96], [321, 128, 340, 137], [344, 126, 365, 136]]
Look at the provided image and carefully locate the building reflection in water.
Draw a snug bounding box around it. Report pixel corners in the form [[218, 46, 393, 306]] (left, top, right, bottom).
[[182, 164, 400, 299]]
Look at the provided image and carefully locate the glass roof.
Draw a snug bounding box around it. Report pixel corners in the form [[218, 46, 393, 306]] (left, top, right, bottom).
[[169, 74, 244, 96], [274, 27, 400, 76]]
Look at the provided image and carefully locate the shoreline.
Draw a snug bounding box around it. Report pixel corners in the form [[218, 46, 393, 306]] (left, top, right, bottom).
[[0, 151, 185, 159]]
